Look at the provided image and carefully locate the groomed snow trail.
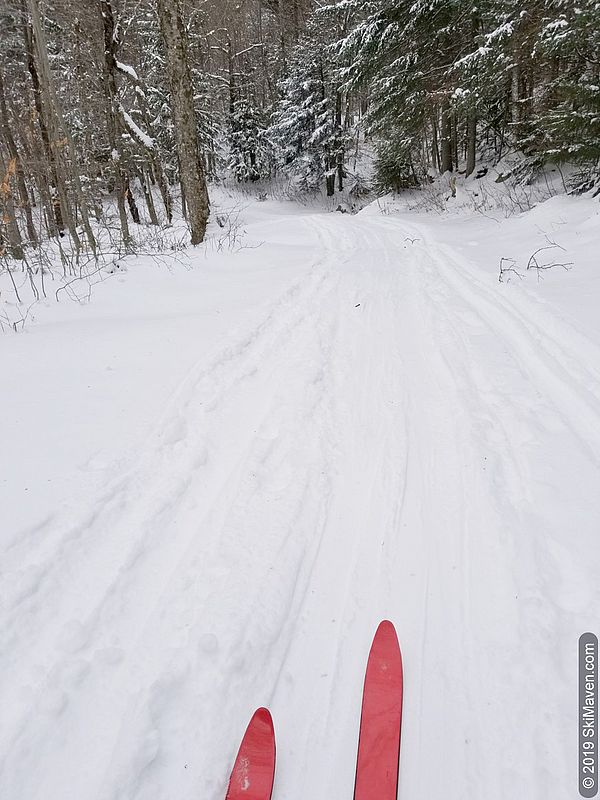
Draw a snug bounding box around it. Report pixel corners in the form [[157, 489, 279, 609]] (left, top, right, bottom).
[[2, 204, 599, 800]]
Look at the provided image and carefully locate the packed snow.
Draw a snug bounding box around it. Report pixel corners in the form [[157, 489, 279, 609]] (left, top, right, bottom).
[[1, 188, 599, 799]]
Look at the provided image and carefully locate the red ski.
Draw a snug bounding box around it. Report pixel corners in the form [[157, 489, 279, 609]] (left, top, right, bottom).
[[225, 707, 276, 800], [354, 620, 403, 800]]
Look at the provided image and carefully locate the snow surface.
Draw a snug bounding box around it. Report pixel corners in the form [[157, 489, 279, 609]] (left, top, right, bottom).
[[1, 191, 599, 799]]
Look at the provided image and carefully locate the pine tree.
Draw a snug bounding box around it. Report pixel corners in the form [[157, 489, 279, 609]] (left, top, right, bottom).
[[533, 0, 600, 187], [338, 0, 477, 188], [270, 2, 353, 195], [228, 98, 271, 181]]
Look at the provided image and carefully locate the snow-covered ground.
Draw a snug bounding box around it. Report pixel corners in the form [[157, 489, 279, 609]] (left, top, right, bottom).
[[1, 189, 599, 799]]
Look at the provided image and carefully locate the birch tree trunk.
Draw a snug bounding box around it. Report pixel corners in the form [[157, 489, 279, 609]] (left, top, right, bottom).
[[157, 0, 209, 245]]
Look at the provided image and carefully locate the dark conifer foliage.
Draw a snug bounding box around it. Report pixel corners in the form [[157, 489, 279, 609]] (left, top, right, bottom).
[[336, 0, 599, 190]]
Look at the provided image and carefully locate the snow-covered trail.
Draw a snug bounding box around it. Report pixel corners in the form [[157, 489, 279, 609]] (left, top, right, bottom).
[[2, 202, 599, 799]]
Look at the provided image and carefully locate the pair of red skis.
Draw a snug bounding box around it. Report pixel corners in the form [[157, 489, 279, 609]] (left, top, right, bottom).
[[225, 620, 403, 800]]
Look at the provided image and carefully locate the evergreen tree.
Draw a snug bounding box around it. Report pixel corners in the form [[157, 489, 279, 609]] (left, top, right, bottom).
[[338, 0, 478, 188], [270, 2, 354, 195], [533, 0, 600, 186], [228, 97, 271, 181]]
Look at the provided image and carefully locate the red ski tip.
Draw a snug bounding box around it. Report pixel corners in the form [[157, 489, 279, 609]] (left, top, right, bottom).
[[354, 620, 404, 800], [225, 708, 276, 800], [376, 619, 399, 640]]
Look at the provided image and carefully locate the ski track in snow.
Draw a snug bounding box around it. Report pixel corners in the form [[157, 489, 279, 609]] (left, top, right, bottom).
[[1, 204, 599, 800]]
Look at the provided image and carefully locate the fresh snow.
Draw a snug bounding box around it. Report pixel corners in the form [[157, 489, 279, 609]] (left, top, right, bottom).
[[116, 61, 140, 82], [120, 107, 155, 150], [1, 191, 599, 799]]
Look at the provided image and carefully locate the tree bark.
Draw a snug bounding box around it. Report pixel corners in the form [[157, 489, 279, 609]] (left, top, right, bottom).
[[465, 7, 479, 179], [26, 115, 57, 238], [100, 0, 134, 246], [137, 167, 159, 225], [325, 167, 335, 197], [0, 70, 37, 245], [431, 113, 440, 172], [27, 0, 97, 254], [22, 3, 64, 236], [440, 98, 453, 173], [157, 0, 209, 245], [0, 151, 25, 259], [466, 111, 476, 177], [335, 89, 344, 192], [511, 61, 521, 126]]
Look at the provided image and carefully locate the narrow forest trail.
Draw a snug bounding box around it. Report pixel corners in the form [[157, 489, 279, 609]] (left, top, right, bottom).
[[2, 202, 599, 800]]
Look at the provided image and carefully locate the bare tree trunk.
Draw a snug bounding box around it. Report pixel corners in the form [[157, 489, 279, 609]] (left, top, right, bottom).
[[335, 90, 344, 192], [0, 71, 37, 245], [466, 111, 476, 177], [325, 162, 335, 197], [291, 0, 300, 43], [28, 1, 80, 252], [151, 156, 173, 223], [100, 0, 135, 247], [277, 0, 287, 72], [157, 0, 209, 245], [227, 36, 236, 116], [511, 61, 521, 126], [124, 174, 141, 224], [28, 0, 96, 252], [465, 7, 479, 179], [22, 4, 64, 236], [452, 113, 459, 171], [27, 0, 97, 254], [431, 112, 440, 172], [0, 151, 25, 259], [137, 167, 159, 225], [26, 115, 57, 238], [440, 97, 453, 173], [115, 170, 131, 247]]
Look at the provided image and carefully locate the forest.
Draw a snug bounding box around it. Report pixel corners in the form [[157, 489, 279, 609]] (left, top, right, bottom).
[[0, 0, 598, 259]]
